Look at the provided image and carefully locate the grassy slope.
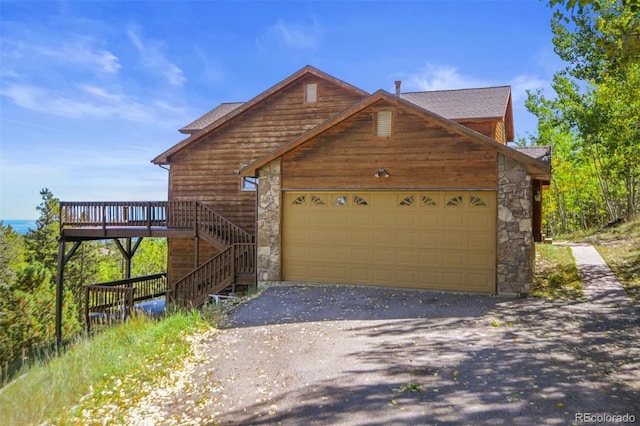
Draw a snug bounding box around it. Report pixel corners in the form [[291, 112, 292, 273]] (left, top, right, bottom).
[[581, 219, 640, 301], [533, 243, 583, 300], [0, 311, 212, 426]]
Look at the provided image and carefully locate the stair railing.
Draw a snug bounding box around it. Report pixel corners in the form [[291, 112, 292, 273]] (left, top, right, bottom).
[[194, 202, 254, 247]]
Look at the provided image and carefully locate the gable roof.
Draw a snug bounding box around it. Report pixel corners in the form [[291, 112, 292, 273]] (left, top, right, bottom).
[[152, 65, 369, 165], [401, 86, 514, 141], [240, 90, 550, 180], [179, 102, 244, 135], [173, 85, 515, 140]]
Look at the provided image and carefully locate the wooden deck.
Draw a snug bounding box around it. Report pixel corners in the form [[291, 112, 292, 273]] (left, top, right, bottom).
[[56, 200, 257, 343], [60, 201, 200, 241]]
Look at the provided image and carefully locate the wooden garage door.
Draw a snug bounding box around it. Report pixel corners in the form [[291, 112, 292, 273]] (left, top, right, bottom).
[[282, 191, 496, 292]]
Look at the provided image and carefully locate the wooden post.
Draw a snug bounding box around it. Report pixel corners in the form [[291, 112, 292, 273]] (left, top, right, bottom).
[[125, 238, 132, 279], [55, 240, 82, 347], [55, 241, 66, 348], [102, 203, 107, 235], [194, 237, 200, 269]]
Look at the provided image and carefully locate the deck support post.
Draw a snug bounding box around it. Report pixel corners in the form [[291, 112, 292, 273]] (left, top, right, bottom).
[[113, 237, 143, 280], [55, 242, 65, 348], [55, 240, 82, 347]]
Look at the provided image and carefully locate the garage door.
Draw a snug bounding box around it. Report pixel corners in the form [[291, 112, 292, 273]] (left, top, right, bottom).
[[282, 191, 496, 292]]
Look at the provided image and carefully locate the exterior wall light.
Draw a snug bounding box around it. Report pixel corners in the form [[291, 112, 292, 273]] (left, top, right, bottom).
[[374, 168, 390, 178]]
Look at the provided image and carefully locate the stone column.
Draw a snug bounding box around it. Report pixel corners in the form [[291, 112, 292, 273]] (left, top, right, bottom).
[[256, 159, 282, 283], [497, 154, 534, 296]]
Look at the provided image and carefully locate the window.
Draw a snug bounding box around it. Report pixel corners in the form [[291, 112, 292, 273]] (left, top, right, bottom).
[[376, 111, 392, 137], [470, 195, 487, 207], [242, 176, 257, 191], [311, 195, 326, 205], [305, 83, 317, 103], [446, 196, 463, 206], [292, 195, 306, 205], [333, 195, 348, 206], [353, 195, 369, 206], [421, 196, 437, 206], [399, 195, 415, 206]]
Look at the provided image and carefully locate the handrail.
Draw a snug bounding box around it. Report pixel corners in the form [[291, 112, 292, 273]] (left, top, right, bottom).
[[195, 202, 254, 246], [172, 246, 235, 308], [89, 273, 167, 301], [60, 201, 169, 230], [83, 273, 167, 333], [172, 243, 256, 308], [84, 285, 135, 334]]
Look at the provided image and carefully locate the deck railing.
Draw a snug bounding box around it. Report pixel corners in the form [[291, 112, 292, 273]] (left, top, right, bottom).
[[61, 201, 169, 229], [83, 273, 167, 333], [60, 201, 254, 246]]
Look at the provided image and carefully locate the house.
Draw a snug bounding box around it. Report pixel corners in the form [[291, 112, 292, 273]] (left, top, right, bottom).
[[152, 65, 551, 298]]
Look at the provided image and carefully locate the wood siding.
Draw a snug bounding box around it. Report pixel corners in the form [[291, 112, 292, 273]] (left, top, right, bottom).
[[457, 119, 505, 143], [282, 102, 498, 190], [166, 76, 365, 284]]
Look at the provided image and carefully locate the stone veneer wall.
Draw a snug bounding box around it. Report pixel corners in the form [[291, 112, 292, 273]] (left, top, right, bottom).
[[256, 159, 282, 282], [497, 153, 534, 296]]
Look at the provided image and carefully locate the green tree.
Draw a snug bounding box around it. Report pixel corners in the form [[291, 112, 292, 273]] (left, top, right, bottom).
[[550, 0, 640, 80], [0, 262, 81, 366], [132, 238, 167, 277], [0, 222, 25, 286], [529, 0, 640, 231], [24, 188, 59, 273]]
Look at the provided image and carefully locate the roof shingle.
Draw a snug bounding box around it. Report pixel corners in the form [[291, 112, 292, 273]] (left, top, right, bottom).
[[179, 102, 245, 134], [514, 146, 552, 165], [399, 86, 511, 120]]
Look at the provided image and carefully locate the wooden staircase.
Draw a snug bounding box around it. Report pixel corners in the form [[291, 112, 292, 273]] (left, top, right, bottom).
[[170, 202, 256, 308]]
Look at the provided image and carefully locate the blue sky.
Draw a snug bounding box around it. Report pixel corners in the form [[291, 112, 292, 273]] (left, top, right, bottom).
[[0, 0, 563, 219]]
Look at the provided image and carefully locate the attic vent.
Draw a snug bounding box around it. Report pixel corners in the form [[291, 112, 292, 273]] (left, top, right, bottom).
[[376, 111, 392, 137], [305, 83, 317, 103]]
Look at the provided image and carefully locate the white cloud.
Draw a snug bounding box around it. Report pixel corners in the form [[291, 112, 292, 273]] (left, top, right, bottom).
[[127, 28, 186, 87], [2, 37, 121, 75], [78, 84, 122, 102], [406, 64, 487, 92], [0, 83, 188, 125], [509, 75, 549, 101], [267, 17, 321, 50]]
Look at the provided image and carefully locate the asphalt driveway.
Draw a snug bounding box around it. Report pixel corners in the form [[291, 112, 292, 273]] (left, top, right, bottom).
[[130, 244, 638, 425], [175, 280, 639, 426]]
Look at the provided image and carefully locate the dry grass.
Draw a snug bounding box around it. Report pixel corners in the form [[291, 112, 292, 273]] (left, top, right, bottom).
[[532, 244, 583, 300], [0, 311, 212, 426]]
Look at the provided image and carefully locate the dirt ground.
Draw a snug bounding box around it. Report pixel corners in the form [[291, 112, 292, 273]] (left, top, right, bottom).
[[131, 282, 640, 425]]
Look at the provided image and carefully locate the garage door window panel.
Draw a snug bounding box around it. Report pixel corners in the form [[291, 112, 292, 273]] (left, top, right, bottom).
[[470, 195, 487, 207], [421, 195, 437, 206]]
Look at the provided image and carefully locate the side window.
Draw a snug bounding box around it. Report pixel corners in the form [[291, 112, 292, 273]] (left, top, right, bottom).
[[242, 176, 257, 191]]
